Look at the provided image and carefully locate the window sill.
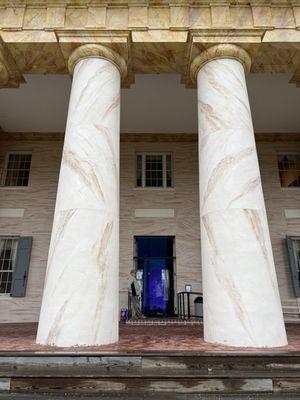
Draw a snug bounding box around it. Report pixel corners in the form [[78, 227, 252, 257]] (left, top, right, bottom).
[[280, 187, 300, 191], [0, 294, 12, 298], [0, 186, 29, 190]]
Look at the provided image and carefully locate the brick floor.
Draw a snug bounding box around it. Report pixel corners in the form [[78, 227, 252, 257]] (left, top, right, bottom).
[[0, 322, 299, 352]]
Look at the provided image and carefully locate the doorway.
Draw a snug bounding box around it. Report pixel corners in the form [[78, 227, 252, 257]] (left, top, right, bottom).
[[134, 236, 175, 317]]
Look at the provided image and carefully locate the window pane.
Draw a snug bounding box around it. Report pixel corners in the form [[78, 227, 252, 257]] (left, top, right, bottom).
[[0, 238, 18, 294], [166, 155, 172, 187], [292, 239, 300, 290], [145, 155, 163, 187], [4, 154, 32, 187], [136, 154, 142, 187], [278, 155, 300, 187]]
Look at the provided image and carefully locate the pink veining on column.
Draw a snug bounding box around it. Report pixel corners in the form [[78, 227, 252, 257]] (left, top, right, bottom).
[[197, 56, 287, 347], [36, 56, 121, 347]]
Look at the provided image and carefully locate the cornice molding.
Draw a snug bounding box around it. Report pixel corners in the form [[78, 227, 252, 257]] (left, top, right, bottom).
[[1, 132, 300, 143], [0, 1, 296, 7], [0, 3, 299, 32], [190, 44, 251, 83], [68, 44, 127, 80], [121, 133, 197, 142], [0, 133, 65, 141]]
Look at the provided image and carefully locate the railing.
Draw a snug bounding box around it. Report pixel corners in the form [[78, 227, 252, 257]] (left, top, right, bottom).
[[177, 291, 203, 319], [127, 292, 132, 319], [126, 291, 203, 320]]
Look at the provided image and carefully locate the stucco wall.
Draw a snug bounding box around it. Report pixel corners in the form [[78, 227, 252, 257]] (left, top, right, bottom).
[[258, 141, 300, 318], [0, 139, 62, 322], [0, 136, 299, 323]]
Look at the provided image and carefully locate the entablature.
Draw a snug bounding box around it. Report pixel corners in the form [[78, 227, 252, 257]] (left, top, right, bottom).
[[0, 0, 299, 88]]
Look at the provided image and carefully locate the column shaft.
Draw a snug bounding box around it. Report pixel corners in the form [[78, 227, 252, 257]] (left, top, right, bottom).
[[37, 55, 120, 346], [196, 54, 287, 347]]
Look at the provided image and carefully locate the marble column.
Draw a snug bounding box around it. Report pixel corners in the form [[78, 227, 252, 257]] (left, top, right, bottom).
[[36, 44, 126, 347], [191, 44, 287, 347]]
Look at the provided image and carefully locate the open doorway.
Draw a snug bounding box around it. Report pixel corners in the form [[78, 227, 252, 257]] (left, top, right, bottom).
[[134, 236, 175, 317]]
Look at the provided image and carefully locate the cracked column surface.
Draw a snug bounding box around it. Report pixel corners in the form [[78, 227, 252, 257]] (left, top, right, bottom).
[[36, 45, 126, 347], [192, 44, 287, 347]]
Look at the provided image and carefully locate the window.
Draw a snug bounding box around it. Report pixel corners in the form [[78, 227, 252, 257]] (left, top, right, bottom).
[[286, 236, 300, 297], [0, 237, 19, 294], [278, 154, 300, 188], [2, 153, 32, 187], [136, 153, 173, 188]]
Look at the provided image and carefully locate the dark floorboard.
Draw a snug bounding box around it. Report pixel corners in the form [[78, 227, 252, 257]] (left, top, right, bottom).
[[2, 393, 300, 400]]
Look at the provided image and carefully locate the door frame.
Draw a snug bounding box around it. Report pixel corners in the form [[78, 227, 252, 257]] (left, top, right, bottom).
[[133, 235, 177, 317]]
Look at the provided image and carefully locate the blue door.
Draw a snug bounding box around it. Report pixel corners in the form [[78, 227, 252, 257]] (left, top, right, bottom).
[[134, 236, 175, 317]]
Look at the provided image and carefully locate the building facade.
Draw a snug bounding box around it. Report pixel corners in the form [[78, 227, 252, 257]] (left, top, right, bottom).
[[0, 0, 300, 348]]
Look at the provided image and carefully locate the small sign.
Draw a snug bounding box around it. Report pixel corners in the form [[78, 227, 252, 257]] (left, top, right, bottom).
[[136, 270, 143, 280], [185, 284, 192, 292]]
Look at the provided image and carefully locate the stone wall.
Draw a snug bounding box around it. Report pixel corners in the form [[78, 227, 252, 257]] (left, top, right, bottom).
[[0, 135, 299, 322]]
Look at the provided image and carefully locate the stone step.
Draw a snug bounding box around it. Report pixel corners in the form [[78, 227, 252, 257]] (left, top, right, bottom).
[[1, 353, 300, 397]]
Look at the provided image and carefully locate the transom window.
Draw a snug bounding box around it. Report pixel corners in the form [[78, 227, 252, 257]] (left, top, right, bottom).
[[2, 153, 32, 187], [136, 153, 172, 188], [0, 238, 19, 294], [277, 154, 300, 188]]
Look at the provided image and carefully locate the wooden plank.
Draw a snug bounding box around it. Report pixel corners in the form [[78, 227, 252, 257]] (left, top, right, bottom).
[[3, 395, 300, 400], [274, 378, 300, 392], [10, 377, 274, 394], [1, 354, 300, 378], [2, 369, 300, 379], [143, 378, 273, 393], [0, 356, 141, 377], [266, 363, 300, 370], [0, 378, 10, 391], [2, 393, 200, 400], [141, 355, 300, 372]]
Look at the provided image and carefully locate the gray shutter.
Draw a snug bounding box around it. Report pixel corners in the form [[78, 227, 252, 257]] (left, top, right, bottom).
[[286, 235, 300, 298], [10, 236, 33, 297]]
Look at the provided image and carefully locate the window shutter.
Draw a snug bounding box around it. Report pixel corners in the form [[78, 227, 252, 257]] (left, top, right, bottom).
[[286, 235, 300, 298], [10, 236, 33, 297]]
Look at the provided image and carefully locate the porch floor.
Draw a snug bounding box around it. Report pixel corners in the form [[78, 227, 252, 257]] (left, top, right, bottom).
[[1, 322, 300, 353]]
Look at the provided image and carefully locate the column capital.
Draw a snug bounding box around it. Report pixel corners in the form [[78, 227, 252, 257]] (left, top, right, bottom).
[[190, 44, 251, 84], [68, 44, 127, 80]]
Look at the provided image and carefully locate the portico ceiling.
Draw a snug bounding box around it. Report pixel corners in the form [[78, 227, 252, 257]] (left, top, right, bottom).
[[0, 0, 300, 134], [0, 72, 299, 133]]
